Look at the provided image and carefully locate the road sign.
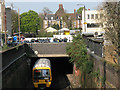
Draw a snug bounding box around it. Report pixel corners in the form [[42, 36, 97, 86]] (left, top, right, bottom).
[[83, 22, 87, 24]]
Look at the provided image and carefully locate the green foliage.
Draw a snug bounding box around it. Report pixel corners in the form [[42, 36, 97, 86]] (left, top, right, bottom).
[[51, 24, 59, 30], [2, 44, 10, 51], [37, 29, 54, 37], [66, 34, 102, 88], [77, 7, 84, 14], [20, 10, 40, 34], [66, 34, 92, 72], [101, 76, 106, 87], [69, 27, 73, 30], [11, 10, 18, 33], [92, 69, 100, 79]]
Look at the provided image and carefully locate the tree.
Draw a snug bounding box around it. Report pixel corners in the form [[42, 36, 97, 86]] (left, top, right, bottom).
[[51, 24, 59, 30], [20, 10, 40, 34], [66, 34, 93, 87], [37, 29, 53, 37], [99, 2, 120, 64], [42, 7, 53, 14], [77, 7, 84, 14], [11, 9, 18, 34], [38, 13, 44, 30], [62, 13, 74, 29]]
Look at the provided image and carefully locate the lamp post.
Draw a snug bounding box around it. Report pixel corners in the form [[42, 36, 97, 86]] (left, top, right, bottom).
[[5, 12, 7, 45], [77, 4, 86, 32], [60, 17, 62, 35], [18, 8, 20, 43]]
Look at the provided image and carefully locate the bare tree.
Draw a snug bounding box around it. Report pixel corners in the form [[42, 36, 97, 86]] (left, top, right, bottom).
[[99, 2, 120, 64], [62, 13, 75, 29], [42, 7, 53, 15]]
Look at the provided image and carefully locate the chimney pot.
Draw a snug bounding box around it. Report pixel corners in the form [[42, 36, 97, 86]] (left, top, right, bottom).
[[74, 9, 76, 14], [88, 9, 90, 10], [59, 4, 63, 9]]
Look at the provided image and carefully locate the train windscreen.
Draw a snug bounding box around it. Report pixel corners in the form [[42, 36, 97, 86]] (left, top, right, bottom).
[[34, 69, 50, 80]]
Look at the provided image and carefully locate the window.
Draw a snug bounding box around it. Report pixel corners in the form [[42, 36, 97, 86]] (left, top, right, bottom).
[[100, 14, 103, 19], [78, 16, 80, 19], [34, 69, 50, 80], [91, 14, 94, 19], [87, 14, 90, 19], [57, 21, 59, 24], [45, 17, 47, 20], [95, 14, 98, 19], [87, 23, 100, 28], [44, 21, 47, 24], [51, 17, 53, 20]]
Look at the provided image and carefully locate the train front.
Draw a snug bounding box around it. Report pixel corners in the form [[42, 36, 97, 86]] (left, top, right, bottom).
[[33, 67, 52, 89]]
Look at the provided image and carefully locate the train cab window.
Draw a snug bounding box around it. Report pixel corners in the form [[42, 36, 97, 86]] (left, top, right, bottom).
[[34, 69, 50, 79], [42, 69, 50, 77]]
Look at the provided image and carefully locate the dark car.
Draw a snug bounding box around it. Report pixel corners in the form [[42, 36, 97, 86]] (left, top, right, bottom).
[[31, 39, 35, 43], [38, 39, 44, 43], [44, 39, 50, 43]]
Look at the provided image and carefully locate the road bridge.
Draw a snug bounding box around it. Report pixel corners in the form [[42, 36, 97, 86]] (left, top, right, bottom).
[[25, 43, 69, 57]]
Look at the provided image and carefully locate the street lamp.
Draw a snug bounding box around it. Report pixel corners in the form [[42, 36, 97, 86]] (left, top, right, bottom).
[[18, 8, 20, 43], [77, 4, 86, 32], [60, 17, 62, 35]]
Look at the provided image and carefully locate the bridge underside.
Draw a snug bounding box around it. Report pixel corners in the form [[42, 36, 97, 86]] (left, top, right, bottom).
[[30, 54, 69, 57]]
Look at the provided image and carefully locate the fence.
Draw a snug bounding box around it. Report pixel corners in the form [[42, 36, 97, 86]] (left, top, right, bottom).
[[83, 36, 104, 57]]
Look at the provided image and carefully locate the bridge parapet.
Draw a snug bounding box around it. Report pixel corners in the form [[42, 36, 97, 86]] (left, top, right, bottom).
[[26, 43, 69, 57]]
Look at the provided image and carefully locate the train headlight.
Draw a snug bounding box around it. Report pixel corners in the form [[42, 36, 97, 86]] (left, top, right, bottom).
[[45, 80, 50, 82]]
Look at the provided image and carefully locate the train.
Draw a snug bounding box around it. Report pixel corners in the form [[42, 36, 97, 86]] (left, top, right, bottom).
[[32, 58, 52, 89]]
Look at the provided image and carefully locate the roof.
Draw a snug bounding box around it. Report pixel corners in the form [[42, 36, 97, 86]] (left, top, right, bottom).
[[59, 28, 69, 31], [33, 58, 51, 69], [45, 27, 57, 32], [45, 14, 56, 20]]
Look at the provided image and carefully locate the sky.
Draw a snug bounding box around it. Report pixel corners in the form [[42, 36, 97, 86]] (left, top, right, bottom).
[[5, 2, 103, 14]]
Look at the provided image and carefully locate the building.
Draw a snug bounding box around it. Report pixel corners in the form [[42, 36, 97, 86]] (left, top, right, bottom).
[[82, 9, 104, 35], [0, 0, 5, 34], [43, 4, 82, 29], [5, 6, 12, 36]]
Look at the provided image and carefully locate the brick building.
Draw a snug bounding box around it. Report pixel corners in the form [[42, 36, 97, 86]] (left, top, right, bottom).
[[43, 4, 82, 29]]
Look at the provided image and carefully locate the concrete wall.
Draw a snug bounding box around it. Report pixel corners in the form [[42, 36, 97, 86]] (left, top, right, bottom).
[[28, 43, 67, 54], [2, 44, 31, 88]]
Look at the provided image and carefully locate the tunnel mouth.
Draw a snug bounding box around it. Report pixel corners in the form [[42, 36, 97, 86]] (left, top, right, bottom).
[[30, 57, 73, 89]]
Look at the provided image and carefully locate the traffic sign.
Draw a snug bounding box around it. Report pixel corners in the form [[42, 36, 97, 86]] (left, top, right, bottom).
[[83, 22, 87, 24]]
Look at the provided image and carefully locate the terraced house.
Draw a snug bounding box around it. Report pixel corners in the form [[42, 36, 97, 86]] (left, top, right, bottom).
[[43, 4, 82, 29]]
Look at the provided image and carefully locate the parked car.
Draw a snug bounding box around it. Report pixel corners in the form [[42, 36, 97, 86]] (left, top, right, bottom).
[[24, 40, 30, 43], [31, 39, 35, 43], [38, 39, 44, 43]]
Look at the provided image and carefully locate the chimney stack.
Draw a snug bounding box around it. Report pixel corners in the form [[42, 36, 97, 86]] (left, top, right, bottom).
[[74, 9, 76, 14], [59, 4, 63, 9]]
